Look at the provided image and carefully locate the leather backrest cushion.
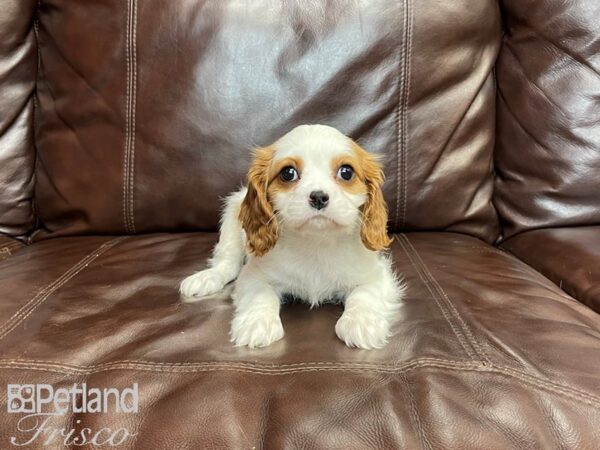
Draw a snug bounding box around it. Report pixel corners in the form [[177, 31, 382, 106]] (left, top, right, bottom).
[[0, 0, 37, 238], [495, 0, 600, 239], [33, 0, 501, 241]]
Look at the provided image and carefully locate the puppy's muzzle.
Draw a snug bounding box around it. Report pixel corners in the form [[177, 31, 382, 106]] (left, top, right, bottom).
[[309, 190, 329, 210]]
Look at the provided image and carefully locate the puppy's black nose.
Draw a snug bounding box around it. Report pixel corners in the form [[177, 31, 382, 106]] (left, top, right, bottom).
[[309, 190, 329, 210]]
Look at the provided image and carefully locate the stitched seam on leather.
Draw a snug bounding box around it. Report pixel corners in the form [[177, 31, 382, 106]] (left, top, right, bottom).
[[0, 238, 125, 342], [395, 235, 476, 360], [0, 358, 482, 374], [123, 0, 131, 233], [405, 235, 492, 363], [488, 366, 600, 408], [401, 234, 491, 363], [393, 0, 408, 231], [400, 0, 412, 229], [2, 356, 467, 370], [129, 0, 138, 233], [122, 0, 137, 234], [2, 360, 599, 410], [2, 358, 597, 404]]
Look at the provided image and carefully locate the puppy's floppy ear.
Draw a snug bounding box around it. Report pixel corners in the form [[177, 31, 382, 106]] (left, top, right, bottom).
[[239, 146, 279, 256], [353, 142, 392, 251]]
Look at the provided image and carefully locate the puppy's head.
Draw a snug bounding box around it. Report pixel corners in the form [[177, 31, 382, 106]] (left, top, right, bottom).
[[239, 125, 392, 256]]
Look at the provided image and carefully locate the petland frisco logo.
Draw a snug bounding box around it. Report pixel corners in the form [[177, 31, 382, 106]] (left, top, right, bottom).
[[7, 383, 138, 447]]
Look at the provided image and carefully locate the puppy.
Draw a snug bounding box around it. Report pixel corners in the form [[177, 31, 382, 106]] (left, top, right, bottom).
[[181, 125, 405, 349]]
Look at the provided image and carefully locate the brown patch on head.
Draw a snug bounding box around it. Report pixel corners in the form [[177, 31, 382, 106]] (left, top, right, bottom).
[[350, 142, 392, 251], [239, 146, 279, 256]]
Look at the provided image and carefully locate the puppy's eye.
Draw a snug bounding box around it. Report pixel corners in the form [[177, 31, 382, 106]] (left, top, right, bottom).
[[279, 166, 299, 182], [337, 165, 354, 181]]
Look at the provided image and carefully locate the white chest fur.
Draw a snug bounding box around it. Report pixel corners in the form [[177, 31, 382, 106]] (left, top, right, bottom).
[[246, 230, 384, 306]]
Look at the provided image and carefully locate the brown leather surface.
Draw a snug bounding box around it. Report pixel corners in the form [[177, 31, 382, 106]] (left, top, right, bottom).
[[1, 232, 599, 447], [33, 0, 501, 242], [3, 0, 600, 447], [503, 227, 600, 313], [495, 0, 600, 239], [0, 236, 24, 262], [0, 0, 37, 238]]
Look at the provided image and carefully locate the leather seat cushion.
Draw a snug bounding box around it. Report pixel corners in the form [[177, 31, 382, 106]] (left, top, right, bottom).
[[1, 232, 599, 447], [502, 226, 600, 313]]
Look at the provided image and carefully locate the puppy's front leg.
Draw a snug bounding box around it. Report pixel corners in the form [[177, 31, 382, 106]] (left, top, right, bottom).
[[230, 269, 284, 348], [336, 274, 404, 349]]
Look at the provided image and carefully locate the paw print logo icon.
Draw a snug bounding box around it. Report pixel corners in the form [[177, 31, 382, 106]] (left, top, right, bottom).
[[7, 385, 36, 413]]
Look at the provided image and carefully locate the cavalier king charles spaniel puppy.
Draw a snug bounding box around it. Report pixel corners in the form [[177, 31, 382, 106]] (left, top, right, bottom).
[[181, 124, 405, 349]]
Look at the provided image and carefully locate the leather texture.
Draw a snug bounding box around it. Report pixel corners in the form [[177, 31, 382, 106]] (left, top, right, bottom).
[[503, 227, 600, 313], [33, 0, 501, 242], [0, 0, 37, 238], [1, 0, 599, 447], [1, 232, 599, 448], [0, 236, 24, 262], [495, 0, 600, 239]]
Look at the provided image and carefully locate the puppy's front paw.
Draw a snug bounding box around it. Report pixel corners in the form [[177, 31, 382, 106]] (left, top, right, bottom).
[[230, 310, 284, 348], [335, 309, 390, 349], [180, 269, 225, 299]]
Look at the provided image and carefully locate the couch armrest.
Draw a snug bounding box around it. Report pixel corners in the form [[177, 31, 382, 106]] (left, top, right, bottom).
[[0, 236, 24, 262], [501, 227, 600, 313]]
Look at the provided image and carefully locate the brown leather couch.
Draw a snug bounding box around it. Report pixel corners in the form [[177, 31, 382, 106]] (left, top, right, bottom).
[[1, 0, 599, 448]]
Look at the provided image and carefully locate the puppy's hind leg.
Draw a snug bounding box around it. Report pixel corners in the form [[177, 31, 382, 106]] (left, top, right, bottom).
[[180, 188, 247, 300]]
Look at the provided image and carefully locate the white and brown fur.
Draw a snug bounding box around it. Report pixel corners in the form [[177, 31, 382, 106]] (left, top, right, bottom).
[[181, 124, 405, 349]]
